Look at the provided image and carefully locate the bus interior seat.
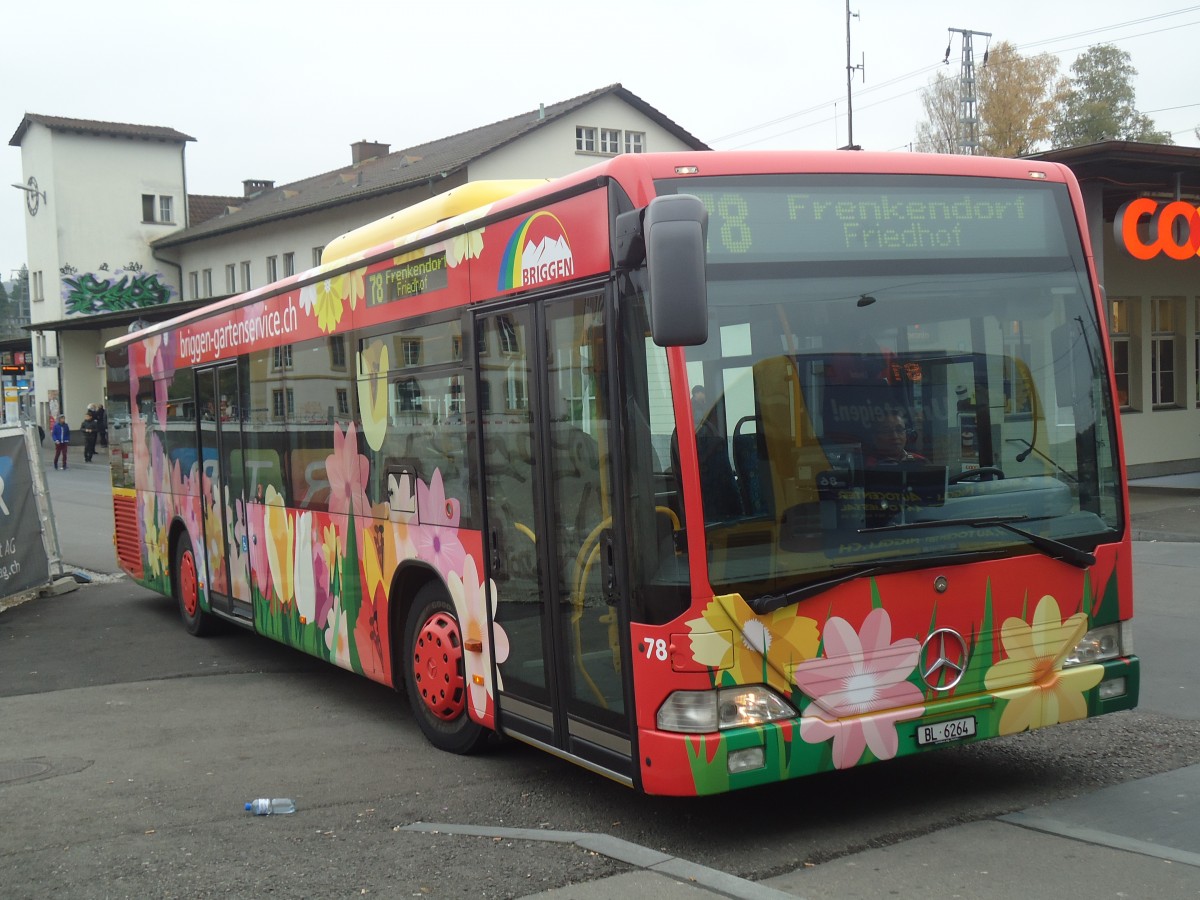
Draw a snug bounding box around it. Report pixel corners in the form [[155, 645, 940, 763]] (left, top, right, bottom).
[[732, 415, 773, 517], [670, 424, 743, 523]]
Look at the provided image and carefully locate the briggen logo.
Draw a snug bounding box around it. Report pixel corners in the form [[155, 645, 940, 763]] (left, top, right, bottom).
[[497, 211, 574, 290], [1115, 198, 1200, 260]]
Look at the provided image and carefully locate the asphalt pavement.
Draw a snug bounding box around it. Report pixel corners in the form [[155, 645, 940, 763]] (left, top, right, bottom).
[[6, 440, 1200, 899]]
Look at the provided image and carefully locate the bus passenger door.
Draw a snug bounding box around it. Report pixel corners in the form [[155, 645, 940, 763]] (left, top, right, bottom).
[[477, 294, 633, 780], [195, 363, 252, 621]]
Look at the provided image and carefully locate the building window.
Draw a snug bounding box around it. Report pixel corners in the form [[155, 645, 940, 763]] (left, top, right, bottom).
[[189, 271, 199, 301], [396, 377, 423, 411], [273, 344, 293, 369], [142, 194, 173, 223], [202, 269, 213, 299], [505, 374, 529, 412], [329, 335, 346, 369], [402, 337, 422, 367], [575, 126, 597, 153], [1151, 296, 1180, 407], [497, 314, 520, 355], [32, 270, 44, 302], [1110, 298, 1134, 410], [226, 264, 236, 294], [600, 128, 620, 154], [241, 261, 252, 291], [624, 131, 646, 153], [266, 255, 278, 284], [283, 252, 295, 277], [272, 388, 294, 420], [336, 388, 350, 416], [312, 247, 324, 267]]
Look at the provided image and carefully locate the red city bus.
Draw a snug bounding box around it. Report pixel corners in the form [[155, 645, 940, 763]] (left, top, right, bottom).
[[106, 151, 1138, 796]]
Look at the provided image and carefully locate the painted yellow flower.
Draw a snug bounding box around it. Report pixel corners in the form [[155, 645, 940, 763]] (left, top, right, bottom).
[[357, 339, 389, 451], [263, 485, 294, 606], [344, 266, 366, 310], [321, 523, 339, 574], [314, 276, 345, 333], [446, 228, 484, 267], [143, 501, 164, 577], [686, 594, 819, 695], [361, 522, 385, 600], [985, 594, 1104, 735]]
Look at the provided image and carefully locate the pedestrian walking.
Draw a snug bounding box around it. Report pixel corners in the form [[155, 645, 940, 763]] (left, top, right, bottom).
[[52, 415, 70, 470], [82, 411, 99, 462]]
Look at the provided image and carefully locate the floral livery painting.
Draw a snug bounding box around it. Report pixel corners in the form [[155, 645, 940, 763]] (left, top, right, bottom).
[[124, 224, 508, 727], [673, 560, 1123, 795]]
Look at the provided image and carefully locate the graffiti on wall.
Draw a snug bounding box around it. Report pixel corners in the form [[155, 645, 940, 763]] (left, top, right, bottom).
[[59, 262, 175, 316]]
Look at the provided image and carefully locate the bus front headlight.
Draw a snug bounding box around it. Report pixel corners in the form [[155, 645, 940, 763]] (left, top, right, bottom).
[[657, 686, 796, 733], [1065, 621, 1130, 666]]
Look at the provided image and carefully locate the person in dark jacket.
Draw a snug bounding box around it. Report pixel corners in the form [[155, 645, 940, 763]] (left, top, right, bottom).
[[52, 415, 70, 470], [82, 411, 99, 462], [96, 404, 108, 447]]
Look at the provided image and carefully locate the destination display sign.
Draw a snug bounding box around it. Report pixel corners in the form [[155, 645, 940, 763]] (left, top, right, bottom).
[[366, 251, 448, 306], [656, 176, 1071, 263]]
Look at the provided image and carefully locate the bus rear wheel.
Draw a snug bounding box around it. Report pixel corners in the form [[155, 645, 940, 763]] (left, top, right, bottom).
[[173, 532, 218, 636], [403, 583, 490, 754]]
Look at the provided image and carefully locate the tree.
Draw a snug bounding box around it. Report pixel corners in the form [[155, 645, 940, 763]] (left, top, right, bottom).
[[913, 70, 960, 154], [977, 42, 1059, 157], [1052, 44, 1172, 147], [914, 42, 1058, 156]]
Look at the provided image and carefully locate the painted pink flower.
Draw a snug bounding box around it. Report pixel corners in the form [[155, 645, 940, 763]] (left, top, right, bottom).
[[448, 554, 509, 719], [246, 499, 272, 602], [791, 607, 925, 769], [312, 544, 333, 629], [414, 470, 465, 576], [326, 422, 371, 518], [417, 469, 461, 527], [144, 334, 175, 425]]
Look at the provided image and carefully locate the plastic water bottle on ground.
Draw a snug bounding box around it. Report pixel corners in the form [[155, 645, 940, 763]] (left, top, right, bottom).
[[244, 798, 295, 815]]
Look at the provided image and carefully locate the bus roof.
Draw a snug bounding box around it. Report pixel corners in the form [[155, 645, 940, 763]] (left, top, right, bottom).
[[106, 150, 1076, 351]]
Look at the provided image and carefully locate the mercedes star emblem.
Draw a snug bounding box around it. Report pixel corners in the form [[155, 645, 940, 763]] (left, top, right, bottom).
[[920, 628, 969, 691]]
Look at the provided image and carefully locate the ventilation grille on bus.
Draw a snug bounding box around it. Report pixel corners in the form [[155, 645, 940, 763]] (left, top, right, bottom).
[[112, 492, 143, 580]]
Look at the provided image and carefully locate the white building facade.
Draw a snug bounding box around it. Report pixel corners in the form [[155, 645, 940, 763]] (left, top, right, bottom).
[[9, 86, 706, 435], [9, 115, 193, 427]]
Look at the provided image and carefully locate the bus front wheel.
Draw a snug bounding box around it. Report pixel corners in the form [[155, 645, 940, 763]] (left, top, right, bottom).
[[173, 532, 218, 636], [403, 583, 490, 754]]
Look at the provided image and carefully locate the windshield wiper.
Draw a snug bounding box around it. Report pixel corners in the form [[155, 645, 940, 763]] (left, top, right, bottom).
[[746, 546, 1011, 613], [860, 515, 1096, 569], [747, 566, 885, 614]]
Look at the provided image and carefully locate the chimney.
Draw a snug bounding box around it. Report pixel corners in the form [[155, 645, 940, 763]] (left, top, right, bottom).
[[243, 179, 274, 198], [352, 140, 390, 164]]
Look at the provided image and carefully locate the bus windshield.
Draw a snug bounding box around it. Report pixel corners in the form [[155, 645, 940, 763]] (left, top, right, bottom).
[[654, 174, 1122, 599]]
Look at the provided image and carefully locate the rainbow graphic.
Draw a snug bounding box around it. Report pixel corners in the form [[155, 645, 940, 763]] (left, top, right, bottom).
[[497, 211, 573, 291]]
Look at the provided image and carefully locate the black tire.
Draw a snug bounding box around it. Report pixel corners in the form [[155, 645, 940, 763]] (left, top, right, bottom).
[[173, 532, 219, 636], [403, 583, 490, 754]]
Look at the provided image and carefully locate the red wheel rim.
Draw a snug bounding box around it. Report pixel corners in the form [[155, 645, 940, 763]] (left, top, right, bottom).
[[180, 548, 199, 617], [412, 611, 467, 721]]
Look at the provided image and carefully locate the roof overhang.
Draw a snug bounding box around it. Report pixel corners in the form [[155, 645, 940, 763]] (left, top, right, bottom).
[[25, 298, 214, 334], [1029, 141, 1200, 219]]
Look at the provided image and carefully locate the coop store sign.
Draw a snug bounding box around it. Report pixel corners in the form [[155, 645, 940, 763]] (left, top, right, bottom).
[[1116, 198, 1200, 260]]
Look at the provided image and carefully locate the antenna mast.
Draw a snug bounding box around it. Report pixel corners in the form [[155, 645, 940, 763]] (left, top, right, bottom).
[[844, 1, 864, 150], [946, 27, 991, 155]]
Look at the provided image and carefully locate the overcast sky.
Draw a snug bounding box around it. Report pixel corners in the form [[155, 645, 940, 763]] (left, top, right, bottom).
[[4, 0, 1199, 282]]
